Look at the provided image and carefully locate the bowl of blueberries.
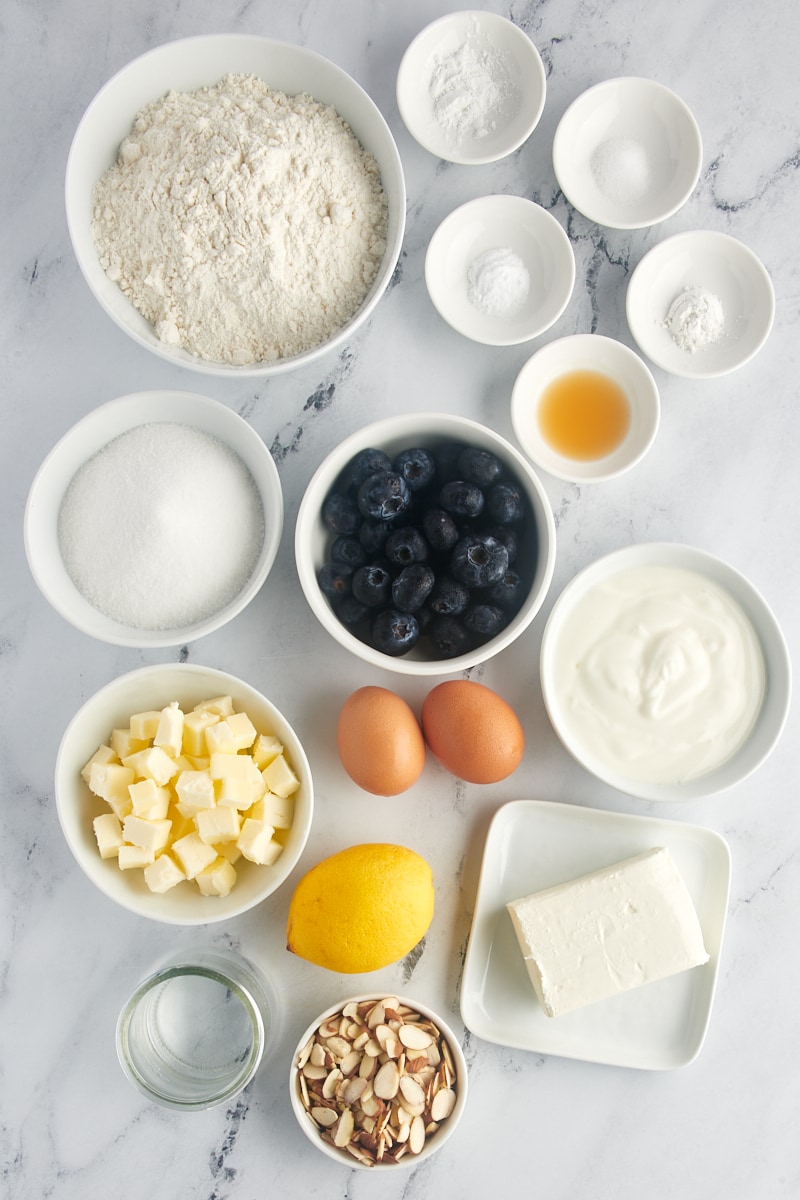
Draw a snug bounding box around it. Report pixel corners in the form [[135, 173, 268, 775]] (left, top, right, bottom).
[[294, 413, 556, 675]]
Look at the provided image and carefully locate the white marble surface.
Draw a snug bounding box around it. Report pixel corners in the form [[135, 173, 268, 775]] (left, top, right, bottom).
[[2, 1, 798, 1196]]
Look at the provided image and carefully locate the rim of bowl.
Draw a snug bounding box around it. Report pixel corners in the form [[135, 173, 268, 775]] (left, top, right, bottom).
[[54, 663, 314, 924], [510, 334, 661, 482], [294, 413, 557, 676], [23, 390, 283, 647], [289, 992, 468, 1168], [65, 33, 406, 377], [539, 543, 792, 801]]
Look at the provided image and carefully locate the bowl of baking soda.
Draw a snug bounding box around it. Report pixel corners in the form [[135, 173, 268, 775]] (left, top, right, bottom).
[[65, 35, 405, 376], [24, 391, 283, 647]]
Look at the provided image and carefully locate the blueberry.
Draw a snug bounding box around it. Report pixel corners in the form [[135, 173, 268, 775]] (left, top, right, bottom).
[[335, 593, 370, 627], [462, 603, 507, 639], [440, 479, 485, 519], [486, 482, 524, 524], [451, 533, 509, 588], [346, 448, 393, 490], [483, 524, 519, 565], [391, 563, 435, 612], [433, 443, 467, 483], [485, 569, 525, 612], [317, 562, 354, 599], [393, 447, 436, 492], [370, 609, 420, 656], [422, 507, 459, 553], [457, 447, 503, 488], [352, 562, 392, 608], [322, 491, 361, 535], [427, 615, 472, 658], [330, 535, 367, 569], [358, 520, 391, 555], [357, 471, 411, 521], [429, 575, 469, 616], [385, 526, 430, 566]]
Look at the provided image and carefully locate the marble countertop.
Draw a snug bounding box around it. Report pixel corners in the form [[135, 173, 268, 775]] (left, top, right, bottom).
[[2, 1, 798, 1197]]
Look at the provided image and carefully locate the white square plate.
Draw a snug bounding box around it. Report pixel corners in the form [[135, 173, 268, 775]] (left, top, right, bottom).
[[460, 800, 730, 1069]]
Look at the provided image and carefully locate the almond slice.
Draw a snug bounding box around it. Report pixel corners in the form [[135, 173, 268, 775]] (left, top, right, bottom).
[[409, 1114, 426, 1155], [398, 1022, 434, 1050], [373, 1059, 400, 1099], [430, 1086, 456, 1121]]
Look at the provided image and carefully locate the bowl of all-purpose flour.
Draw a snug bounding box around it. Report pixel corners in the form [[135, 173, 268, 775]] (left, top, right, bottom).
[[65, 35, 406, 376], [24, 391, 283, 646]]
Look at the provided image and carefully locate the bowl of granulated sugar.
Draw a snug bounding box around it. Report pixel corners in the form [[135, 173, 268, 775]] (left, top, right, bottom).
[[24, 391, 283, 647], [65, 35, 405, 376]]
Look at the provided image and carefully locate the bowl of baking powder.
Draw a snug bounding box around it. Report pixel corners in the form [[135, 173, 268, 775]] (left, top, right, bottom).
[[65, 35, 406, 376]]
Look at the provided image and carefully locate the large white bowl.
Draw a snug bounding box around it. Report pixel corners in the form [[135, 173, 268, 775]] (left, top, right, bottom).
[[294, 413, 556, 676], [55, 663, 314, 924], [290, 993, 468, 1169], [553, 77, 702, 230], [65, 34, 406, 376], [540, 544, 791, 802], [24, 390, 283, 647]]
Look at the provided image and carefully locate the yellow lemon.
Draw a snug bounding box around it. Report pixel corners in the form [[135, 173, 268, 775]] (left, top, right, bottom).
[[286, 843, 435, 973]]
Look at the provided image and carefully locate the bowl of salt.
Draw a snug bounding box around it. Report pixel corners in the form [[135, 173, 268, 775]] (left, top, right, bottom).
[[552, 77, 702, 230]]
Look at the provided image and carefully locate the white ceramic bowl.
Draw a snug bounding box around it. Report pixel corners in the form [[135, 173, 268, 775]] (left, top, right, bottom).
[[540, 543, 791, 802], [425, 195, 575, 346], [626, 231, 775, 378], [290, 993, 468, 1169], [397, 11, 546, 165], [65, 34, 405, 376], [294, 413, 556, 676], [24, 390, 282, 647], [553, 77, 702, 230], [510, 334, 660, 483], [54, 663, 314, 924]]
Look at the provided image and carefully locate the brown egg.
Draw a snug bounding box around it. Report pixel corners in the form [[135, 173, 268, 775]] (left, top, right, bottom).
[[336, 686, 426, 796], [421, 680, 524, 784]]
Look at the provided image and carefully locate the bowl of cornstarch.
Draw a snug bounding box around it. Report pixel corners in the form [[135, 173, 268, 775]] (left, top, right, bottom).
[[397, 11, 546, 165], [24, 391, 282, 646], [552, 77, 702, 230], [65, 35, 405, 376]]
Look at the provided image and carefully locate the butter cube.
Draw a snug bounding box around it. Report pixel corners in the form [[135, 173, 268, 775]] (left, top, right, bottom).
[[216, 841, 243, 865], [88, 761, 135, 805], [215, 774, 264, 810], [251, 733, 283, 769], [186, 755, 210, 771], [195, 856, 237, 897], [143, 853, 185, 894], [93, 812, 124, 859], [118, 844, 155, 870], [81, 743, 119, 783], [205, 720, 239, 756], [122, 746, 178, 787], [110, 728, 150, 759], [237, 818, 281, 865], [210, 753, 262, 783], [122, 815, 172, 854], [172, 831, 218, 879], [262, 753, 300, 799], [155, 702, 184, 758], [225, 711, 257, 750], [194, 695, 234, 717], [166, 804, 195, 843], [181, 709, 219, 756], [129, 779, 170, 820], [174, 770, 215, 815], [195, 805, 241, 846], [129, 710, 162, 741]]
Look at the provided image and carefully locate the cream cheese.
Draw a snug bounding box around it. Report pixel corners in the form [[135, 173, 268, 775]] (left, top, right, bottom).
[[551, 565, 765, 785], [506, 847, 709, 1018]]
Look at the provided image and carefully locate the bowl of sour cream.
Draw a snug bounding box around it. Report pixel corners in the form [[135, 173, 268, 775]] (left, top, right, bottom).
[[540, 543, 791, 801]]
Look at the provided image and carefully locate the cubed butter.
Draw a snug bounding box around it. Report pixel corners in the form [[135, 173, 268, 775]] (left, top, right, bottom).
[[195, 856, 237, 897], [181, 709, 220, 756], [172, 831, 218, 879], [195, 805, 241, 846], [154, 701, 184, 758], [174, 770, 216, 815], [194, 695, 234, 717], [110, 728, 150, 759], [258, 792, 294, 830], [122, 815, 172, 854], [81, 743, 119, 783], [129, 778, 170, 820], [143, 853, 185, 894], [210, 752, 262, 783], [117, 844, 156, 870], [251, 733, 283, 769], [122, 746, 178, 787], [237, 818, 281, 865], [93, 812, 124, 859], [129, 710, 162, 741], [88, 761, 135, 805], [262, 753, 300, 799]]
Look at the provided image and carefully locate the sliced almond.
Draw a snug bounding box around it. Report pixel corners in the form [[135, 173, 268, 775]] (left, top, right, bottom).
[[398, 1023, 434, 1050], [409, 1114, 426, 1155], [322, 1068, 343, 1100], [333, 1106, 355, 1147], [326, 1035, 352, 1059], [310, 1106, 338, 1128], [430, 1087, 456, 1121], [373, 1059, 400, 1100], [398, 1074, 426, 1108]]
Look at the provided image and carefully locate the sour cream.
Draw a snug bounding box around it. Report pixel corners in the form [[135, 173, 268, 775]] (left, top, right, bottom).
[[551, 565, 765, 784]]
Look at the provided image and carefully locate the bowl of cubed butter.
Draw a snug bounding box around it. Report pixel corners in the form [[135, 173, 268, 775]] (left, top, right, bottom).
[[55, 663, 314, 924]]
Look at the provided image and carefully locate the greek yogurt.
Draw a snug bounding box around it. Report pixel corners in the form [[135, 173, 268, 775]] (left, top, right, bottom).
[[550, 565, 765, 784]]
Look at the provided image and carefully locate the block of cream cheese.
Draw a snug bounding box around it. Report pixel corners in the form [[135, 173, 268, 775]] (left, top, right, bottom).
[[506, 846, 709, 1018]]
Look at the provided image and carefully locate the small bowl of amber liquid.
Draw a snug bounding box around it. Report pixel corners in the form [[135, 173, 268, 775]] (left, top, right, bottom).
[[510, 334, 660, 483]]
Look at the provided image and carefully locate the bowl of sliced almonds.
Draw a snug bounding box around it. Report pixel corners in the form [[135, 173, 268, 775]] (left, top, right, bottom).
[[289, 993, 468, 1169]]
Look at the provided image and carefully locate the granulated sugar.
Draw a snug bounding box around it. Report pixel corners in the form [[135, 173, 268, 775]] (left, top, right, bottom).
[[58, 423, 265, 630], [590, 136, 653, 206]]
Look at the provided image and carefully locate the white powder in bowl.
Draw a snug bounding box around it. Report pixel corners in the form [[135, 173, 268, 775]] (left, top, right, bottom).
[[58, 423, 265, 630], [467, 246, 530, 318], [590, 136, 653, 207], [664, 286, 726, 352], [428, 19, 517, 145]]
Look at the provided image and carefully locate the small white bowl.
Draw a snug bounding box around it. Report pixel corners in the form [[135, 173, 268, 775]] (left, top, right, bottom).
[[626, 231, 775, 378], [24, 391, 282, 647], [397, 11, 546, 165], [290, 993, 468, 1169], [65, 34, 405, 376], [425, 195, 575, 346], [55, 663, 314, 924], [510, 334, 660, 483], [294, 413, 556, 677], [553, 77, 702, 230], [540, 543, 791, 802]]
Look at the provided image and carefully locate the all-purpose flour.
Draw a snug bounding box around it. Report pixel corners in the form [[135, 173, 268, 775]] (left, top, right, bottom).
[[92, 75, 389, 365]]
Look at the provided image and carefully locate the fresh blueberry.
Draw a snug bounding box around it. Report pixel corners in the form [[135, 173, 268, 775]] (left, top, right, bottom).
[[457, 447, 503, 488], [357, 471, 411, 521], [345, 447, 393, 490], [358, 519, 391, 555], [317, 562, 354, 599], [427, 615, 472, 658], [450, 533, 509, 588], [393, 447, 436, 492], [330, 535, 368, 569], [422, 507, 459, 553], [483, 524, 519, 565], [334, 594, 370, 627], [385, 526, 430, 566], [428, 575, 469, 616], [439, 479, 485, 519], [462, 603, 507, 639], [391, 564, 435, 612], [370, 609, 420, 656], [322, 491, 361, 534], [433, 443, 467, 483], [486, 482, 525, 524], [485, 569, 525, 612], [352, 562, 392, 608]]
